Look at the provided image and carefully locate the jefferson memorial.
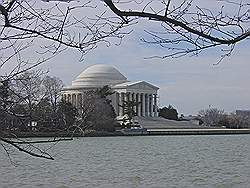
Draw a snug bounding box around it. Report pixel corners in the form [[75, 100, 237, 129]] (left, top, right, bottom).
[[61, 64, 159, 117]]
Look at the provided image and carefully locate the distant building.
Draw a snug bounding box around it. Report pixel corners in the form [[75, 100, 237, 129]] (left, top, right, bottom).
[[236, 110, 250, 117], [179, 115, 202, 125], [61, 64, 159, 117]]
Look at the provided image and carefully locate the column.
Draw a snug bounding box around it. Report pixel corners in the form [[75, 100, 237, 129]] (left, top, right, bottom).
[[150, 94, 154, 117], [68, 94, 71, 103], [77, 93, 81, 108], [132, 93, 137, 115], [145, 94, 149, 117], [119, 92, 124, 116], [72, 94, 76, 106], [154, 94, 158, 117], [127, 92, 131, 101], [75, 94, 77, 106], [148, 94, 151, 117], [78, 93, 82, 108], [136, 93, 141, 116], [124, 92, 128, 102], [121, 93, 126, 116], [142, 93, 145, 116], [115, 93, 118, 116]]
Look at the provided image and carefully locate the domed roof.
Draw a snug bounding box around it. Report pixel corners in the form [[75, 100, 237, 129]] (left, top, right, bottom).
[[72, 64, 127, 88]]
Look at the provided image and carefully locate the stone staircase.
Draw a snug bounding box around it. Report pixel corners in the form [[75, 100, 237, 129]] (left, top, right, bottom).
[[134, 117, 208, 129]]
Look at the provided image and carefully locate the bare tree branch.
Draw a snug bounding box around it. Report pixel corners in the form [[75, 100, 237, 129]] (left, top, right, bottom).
[[103, 0, 249, 59], [104, 0, 249, 45], [0, 137, 55, 160]]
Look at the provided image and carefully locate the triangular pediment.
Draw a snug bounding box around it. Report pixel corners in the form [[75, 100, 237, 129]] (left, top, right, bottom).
[[113, 81, 159, 90], [128, 81, 159, 90]]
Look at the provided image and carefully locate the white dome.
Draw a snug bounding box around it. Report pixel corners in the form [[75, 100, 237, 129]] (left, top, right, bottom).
[[72, 64, 127, 88]]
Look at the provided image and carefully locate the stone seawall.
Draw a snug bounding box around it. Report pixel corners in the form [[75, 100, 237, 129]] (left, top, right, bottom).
[[2, 129, 250, 138], [146, 129, 250, 136]]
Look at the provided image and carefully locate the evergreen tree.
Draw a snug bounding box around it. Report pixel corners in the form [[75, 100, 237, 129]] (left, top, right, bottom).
[[159, 105, 178, 120]]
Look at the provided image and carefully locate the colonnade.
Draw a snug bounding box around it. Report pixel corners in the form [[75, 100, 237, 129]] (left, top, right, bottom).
[[116, 92, 158, 117], [62, 93, 83, 108], [62, 91, 158, 117]]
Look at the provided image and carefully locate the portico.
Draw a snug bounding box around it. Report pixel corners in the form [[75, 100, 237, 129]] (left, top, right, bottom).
[[111, 81, 159, 117]]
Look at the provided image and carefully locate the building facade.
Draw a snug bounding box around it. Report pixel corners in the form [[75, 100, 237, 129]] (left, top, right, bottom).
[[61, 64, 159, 117]]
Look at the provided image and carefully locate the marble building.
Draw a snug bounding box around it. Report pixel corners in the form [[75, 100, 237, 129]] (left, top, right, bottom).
[[61, 64, 159, 117]]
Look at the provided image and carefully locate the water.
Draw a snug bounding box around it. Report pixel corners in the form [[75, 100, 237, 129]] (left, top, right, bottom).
[[0, 135, 250, 188]]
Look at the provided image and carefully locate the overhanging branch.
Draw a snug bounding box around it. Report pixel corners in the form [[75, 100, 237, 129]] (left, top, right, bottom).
[[104, 0, 249, 45], [0, 137, 55, 160]]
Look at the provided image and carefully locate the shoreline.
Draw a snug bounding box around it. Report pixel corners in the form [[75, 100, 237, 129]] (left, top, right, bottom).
[[146, 128, 250, 136], [2, 128, 250, 138]]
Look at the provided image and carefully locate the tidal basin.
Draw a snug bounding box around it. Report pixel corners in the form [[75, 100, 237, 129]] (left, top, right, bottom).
[[1, 135, 250, 188]]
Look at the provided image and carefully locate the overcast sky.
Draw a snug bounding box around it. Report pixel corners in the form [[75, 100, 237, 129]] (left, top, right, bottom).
[[2, 0, 250, 115], [36, 0, 249, 115], [41, 30, 249, 115]]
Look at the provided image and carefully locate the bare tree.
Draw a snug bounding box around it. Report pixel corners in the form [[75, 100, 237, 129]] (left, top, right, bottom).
[[74, 90, 115, 133], [0, 71, 71, 160], [228, 113, 250, 128], [1, 0, 248, 79], [198, 107, 227, 127], [103, 0, 249, 61], [11, 70, 45, 128], [1, 0, 125, 159], [43, 76, 63, 113], [0, 0, 127, 79]]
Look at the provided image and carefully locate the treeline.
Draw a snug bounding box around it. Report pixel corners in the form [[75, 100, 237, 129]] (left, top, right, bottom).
[[0, 71, 116, 136], [159, 105, 250, 128], [198, 108, 250, 128]]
